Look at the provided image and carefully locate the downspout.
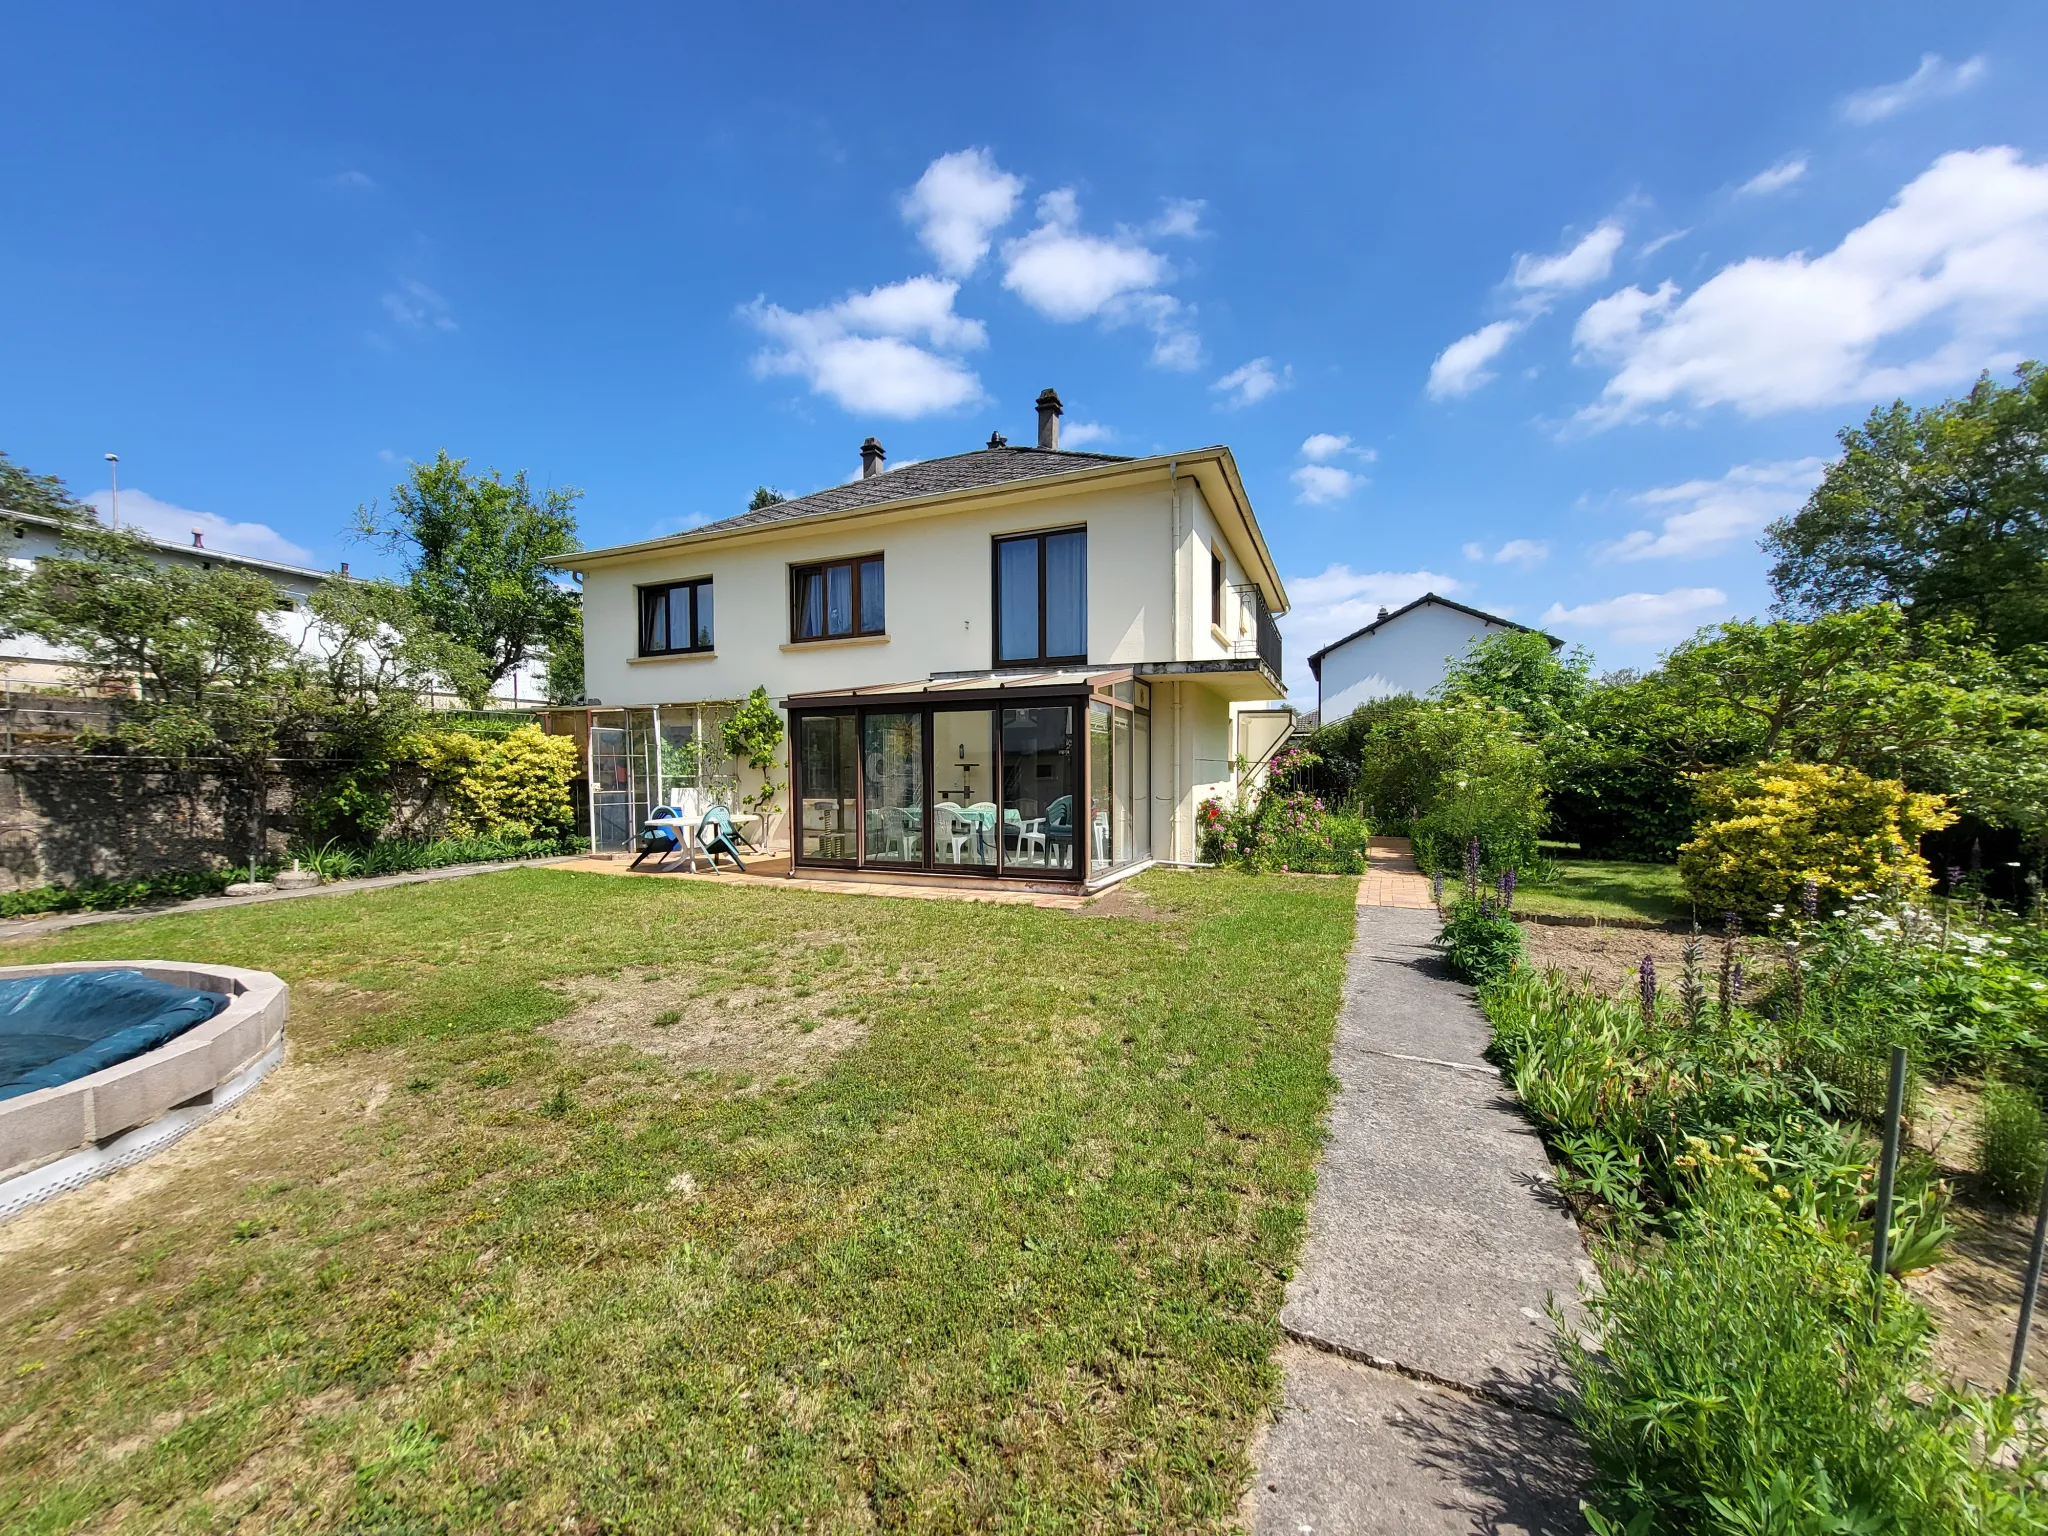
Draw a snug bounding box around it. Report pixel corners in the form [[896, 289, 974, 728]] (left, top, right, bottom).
[[1167, 462, 1183, 861]]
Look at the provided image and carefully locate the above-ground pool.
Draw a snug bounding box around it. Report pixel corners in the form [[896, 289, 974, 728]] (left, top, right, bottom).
[[0, 970, 228, 1100], [0, 961, 288, 1221]]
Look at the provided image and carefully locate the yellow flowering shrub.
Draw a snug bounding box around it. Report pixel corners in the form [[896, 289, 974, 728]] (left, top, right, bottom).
[[411, 725, 580, 838], [1677, 761, 1955, 924]]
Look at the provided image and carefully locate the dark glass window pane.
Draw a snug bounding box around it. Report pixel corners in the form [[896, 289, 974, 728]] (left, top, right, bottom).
[[1045, 530, 1086, 659], [859, 558, 885, 633], [1000, 705, 1076, 873], [827, 563, 853, 636], [692, 583, 714, 649], [797, 570, 824, 640], [997, 538, 1039, 663], [640, 588, 668, 654], [862, 712, 923, 864], [797, 715, 857, 862], [1089, 701, 1112, 870]]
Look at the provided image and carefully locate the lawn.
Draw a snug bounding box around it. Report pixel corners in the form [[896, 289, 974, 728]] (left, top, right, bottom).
[[1514, 855, 1689, 924], [0, 867, 1356, 1533]]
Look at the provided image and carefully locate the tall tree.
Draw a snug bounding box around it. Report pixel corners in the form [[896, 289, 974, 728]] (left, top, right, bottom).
[[0, 449, 87, 525], [353, 451, 582, 701], [748, 486, 787, 511], [1764, 364, 2048, 651]]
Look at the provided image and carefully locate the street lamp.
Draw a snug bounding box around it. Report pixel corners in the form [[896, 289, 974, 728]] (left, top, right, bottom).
[[104, 453, 119, 528]]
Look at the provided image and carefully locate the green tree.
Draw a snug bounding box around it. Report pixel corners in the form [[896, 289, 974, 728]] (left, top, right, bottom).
[[748, 486, 787, 511], [1765, 364, 2048, 651], [0, 449, 87, 525], [1435, 629, 1591, 738], [353, 451, 581, 702]]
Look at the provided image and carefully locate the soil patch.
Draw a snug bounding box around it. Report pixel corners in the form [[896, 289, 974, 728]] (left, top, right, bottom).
[[1520, 923, 1780, 996], [1072, 885, 1178, 922], [1906, 1204, 2047, 1393], [544, 965, 871, 1084]]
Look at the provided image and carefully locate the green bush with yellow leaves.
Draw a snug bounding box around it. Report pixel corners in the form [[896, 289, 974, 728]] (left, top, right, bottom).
[[413, 724, 580, 839], [1677, 760, 1955, 925]]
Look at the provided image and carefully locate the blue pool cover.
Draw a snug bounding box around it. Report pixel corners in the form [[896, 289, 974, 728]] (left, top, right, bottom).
[[0, 970, 228, 1101]]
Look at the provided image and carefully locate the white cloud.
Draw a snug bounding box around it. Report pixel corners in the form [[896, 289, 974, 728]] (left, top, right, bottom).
[[1512, 222, 1626, 294], [1573, 147, 2048, 424], [900, 148, 1023, 277], [1059, 421, 1116, 448], [1279, 564, 1464, 697], [1152, 198, 1206, 239], [83, 489, 316, 567], [741, 275, 988, 417], [1291, 464, 1364, 505], [1639, 229, 1689, 259], [1301, 432, 1351, 462], [1461, 538, 1548, 567], [1493, 538, 1549, 568], [1001, 189, 1199, 367], [1840, 54, 1987, 125], [1427, 320, 1522, 399], [381, 280, 455, 332], [1599, 457, 1828, 561], [333, 169, 376, 190], [1737, 156, 1808, 197], [1212, 357, 1289, 409], [1541, 587, 1730, 644]]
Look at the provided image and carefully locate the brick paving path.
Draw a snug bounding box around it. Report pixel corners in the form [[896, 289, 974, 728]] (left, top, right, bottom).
[[1358, 835, 1437, 909]]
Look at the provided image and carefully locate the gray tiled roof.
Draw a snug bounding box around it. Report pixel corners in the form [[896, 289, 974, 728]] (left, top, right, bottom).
[[689, 445, 1130, 538]]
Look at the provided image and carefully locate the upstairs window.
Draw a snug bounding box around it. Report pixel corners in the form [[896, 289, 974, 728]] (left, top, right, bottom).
[[792, 555, 885, 642], [994, 527, 1086, 668], [639, 578, 714, 656], [1210, 540, 1226, 629]]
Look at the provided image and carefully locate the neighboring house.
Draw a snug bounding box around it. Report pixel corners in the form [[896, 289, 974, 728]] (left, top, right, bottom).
[[551, 389, 1292, 889], [0, 507, 543, 705], [1306, 592, 1559, 723]]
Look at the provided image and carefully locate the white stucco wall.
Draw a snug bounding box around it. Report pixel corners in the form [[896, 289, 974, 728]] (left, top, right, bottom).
[[1317, 603, 1519, 721], [575, 477, 1250, 710]]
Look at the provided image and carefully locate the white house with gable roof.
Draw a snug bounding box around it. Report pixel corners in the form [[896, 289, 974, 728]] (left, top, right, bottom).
[[1306, 592, 1559, 723]]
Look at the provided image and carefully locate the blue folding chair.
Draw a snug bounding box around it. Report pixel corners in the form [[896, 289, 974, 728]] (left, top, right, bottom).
[[630, 805, 687, 870], [696, 804, 749, 873]]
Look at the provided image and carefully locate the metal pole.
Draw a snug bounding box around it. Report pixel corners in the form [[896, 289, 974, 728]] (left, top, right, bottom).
[[1870, 1046, 1908, 1320], [2008, 1150, 2048, 1394], [104, 452, 119, 528]]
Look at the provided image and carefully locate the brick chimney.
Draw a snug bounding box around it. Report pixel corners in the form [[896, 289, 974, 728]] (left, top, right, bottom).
[[1035, 388, 1062, 450], [860, 437, 886, 478], [192, 529, 204, 548]]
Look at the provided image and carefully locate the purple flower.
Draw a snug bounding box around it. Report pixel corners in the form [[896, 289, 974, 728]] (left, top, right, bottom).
[[1638, 954, 1656, 1024], [1801, 879, 1818, 920]]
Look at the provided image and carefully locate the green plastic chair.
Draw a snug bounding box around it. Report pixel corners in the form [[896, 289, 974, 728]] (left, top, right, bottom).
[[696, 805, 748, 873]]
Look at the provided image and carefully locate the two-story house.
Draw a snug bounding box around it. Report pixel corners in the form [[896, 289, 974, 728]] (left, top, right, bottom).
[[550, 389, 1292, 890]]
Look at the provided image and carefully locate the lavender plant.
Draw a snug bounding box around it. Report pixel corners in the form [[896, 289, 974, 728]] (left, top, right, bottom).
[[1638, 953, 1656, 1026]]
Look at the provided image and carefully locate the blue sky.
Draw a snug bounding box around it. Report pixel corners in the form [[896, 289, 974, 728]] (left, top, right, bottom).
[[5, 3, 2047, 698]]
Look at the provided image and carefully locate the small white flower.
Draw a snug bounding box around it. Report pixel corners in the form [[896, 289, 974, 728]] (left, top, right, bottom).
[[1832, 909, 1848, 918]]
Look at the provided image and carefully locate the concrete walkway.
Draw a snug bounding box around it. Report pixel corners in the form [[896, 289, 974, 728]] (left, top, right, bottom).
[[1247, 903, 1595, 1535]]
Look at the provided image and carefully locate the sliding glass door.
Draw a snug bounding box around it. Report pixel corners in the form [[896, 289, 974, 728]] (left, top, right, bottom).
[[792, 698, 1084, 880], [862, 712, 925, 865]]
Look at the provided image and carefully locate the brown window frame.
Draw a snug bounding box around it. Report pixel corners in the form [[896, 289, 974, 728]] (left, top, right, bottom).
[[638, 577, 714, 657], [790, 554, 886, 643], [991, 526, 1088, 670], [1210, 540, 1226, 629]]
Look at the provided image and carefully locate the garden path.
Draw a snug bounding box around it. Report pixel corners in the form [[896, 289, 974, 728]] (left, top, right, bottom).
[[1246, 903, 1595, 1535], [1359, 836, 1436, 908]]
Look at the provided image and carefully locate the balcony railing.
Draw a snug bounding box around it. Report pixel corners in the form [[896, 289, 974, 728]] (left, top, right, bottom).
[[1229, 584, 1283, 679]]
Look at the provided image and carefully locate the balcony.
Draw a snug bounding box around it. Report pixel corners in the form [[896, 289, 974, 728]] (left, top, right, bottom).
[[1229, 584, 1283, 680]]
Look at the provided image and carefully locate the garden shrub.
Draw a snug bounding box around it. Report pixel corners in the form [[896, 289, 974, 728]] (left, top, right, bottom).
[[414, 724, 579, 838], [1977, 1081, 2047, 1208], [1198, 783, 1370, 874], [1564, 1166, 2046, 1535], [1437, 898, 1523, 984], [1677, 761, 1956, 926], [0, 868, 260, 919]]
